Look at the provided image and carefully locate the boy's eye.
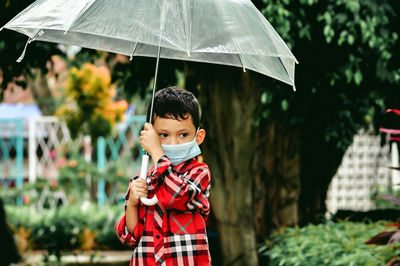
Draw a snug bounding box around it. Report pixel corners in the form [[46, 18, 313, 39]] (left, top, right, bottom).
[[179, 133, 188, 138], [160, 133, 168, 138]]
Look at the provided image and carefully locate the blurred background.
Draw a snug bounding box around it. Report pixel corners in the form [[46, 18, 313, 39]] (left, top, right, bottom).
[[0, 0, 400, 265]]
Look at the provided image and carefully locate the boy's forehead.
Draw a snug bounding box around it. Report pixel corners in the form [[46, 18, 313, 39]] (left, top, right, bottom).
[[153, 114, 196, 129]]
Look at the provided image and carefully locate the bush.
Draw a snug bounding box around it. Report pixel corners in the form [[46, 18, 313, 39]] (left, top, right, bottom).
[[259, 221, 399, 266], [5, 203, 126, 260]]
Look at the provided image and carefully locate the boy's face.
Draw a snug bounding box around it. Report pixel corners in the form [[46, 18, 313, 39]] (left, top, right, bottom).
[[153, 114, 205, 145]]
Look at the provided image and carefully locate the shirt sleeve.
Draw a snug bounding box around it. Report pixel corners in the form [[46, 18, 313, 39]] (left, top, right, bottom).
[[149, 156, 211, 216], [114, 177, 144, 247], [115, 213, 140, 247]]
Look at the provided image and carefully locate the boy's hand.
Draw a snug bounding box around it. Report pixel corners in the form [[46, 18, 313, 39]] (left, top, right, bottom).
[[127, 179, 148, 207], [140, 123, 164, 163]]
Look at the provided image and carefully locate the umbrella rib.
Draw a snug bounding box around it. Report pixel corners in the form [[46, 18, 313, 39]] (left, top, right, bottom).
[[16, 29, 44, 63], [232, 39, 247, 73], [129, 42, 138, 61], [277, 58, 296, 91], [182, 0, 192, 57], [64, 0, 97, 34], [212, 0, 246, 73]]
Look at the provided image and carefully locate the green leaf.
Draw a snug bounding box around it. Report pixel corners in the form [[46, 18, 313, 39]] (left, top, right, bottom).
[[345, 69, 353, 83], [354, 70, 363, 85], [281, 100, 289, 111], [346, 0, 360, 12], [347, 34, 355, 45]]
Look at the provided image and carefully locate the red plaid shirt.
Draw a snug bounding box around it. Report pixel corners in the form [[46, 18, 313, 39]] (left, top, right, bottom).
[[115, 156, 212, 266]]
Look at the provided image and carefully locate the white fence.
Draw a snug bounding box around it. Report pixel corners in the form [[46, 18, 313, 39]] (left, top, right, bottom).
[[29, 116, 71, 183], [326, 131, 392, 214]]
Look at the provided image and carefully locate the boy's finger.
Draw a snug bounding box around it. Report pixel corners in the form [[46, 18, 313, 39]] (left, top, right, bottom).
[[135, 179, 147, 186], [139, 193, 148, 198], [139, 191, 148, 197], [134, 178, 146, 184], [135, 187, 147, 193], [134, 189, 147, 196], [144, 123, 152, 130], [135, 184, 147, 190]]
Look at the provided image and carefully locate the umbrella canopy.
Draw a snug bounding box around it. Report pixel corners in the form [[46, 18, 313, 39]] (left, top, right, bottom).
[[2, 0, 298, 205], [2, 0, 297, 88]]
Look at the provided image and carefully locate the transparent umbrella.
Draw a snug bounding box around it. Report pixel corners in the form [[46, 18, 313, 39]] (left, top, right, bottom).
[[2, 0, 298, 205]]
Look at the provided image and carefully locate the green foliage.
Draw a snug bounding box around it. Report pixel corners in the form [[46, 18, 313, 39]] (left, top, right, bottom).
[[52, 143, 131, 204], [259, 0, 399, 151], [5, 204, 126, 260], [56, 63, 128, 141], [0, 139, 132, 207], [260, 221, 398, 266]]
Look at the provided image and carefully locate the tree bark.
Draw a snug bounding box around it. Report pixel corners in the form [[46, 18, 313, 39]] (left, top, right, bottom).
[[254, 119, 302, 237], [186, 64, 261, 266]]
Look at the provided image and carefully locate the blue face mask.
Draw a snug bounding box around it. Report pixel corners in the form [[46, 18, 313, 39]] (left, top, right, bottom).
[[161, 136, 201, 165]]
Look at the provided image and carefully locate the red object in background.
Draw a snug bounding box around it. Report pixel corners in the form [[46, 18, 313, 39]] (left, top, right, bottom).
[[386, 109, 400, 116], [380, 128, 400, 135]]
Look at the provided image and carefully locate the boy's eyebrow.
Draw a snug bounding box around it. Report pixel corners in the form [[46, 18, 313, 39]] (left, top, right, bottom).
[[157, 128, 191, 133]]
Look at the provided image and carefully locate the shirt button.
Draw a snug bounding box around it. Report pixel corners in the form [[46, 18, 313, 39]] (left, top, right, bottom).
[[156, 235, 160, 239]]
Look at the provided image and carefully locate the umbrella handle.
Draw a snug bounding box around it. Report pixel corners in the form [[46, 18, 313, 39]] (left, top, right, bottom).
[[139, 154, 159, 206]]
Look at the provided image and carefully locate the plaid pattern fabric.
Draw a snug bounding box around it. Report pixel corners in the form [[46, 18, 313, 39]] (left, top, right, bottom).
[[115, 156, 212, 266]]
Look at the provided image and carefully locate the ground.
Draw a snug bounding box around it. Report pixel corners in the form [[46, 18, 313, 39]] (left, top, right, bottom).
[[11, 250, 132, 266]]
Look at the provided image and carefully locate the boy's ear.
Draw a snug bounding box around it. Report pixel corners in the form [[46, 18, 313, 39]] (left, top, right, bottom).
[[195, 129, 206, 145]]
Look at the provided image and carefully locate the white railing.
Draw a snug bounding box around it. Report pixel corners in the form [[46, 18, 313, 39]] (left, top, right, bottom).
[[326, 131, 391, 214], [29, 116, 71, 183]]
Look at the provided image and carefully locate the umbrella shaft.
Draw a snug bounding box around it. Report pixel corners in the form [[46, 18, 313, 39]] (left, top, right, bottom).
[[148, 45, 161, 125], [144, 43, 161, 157]]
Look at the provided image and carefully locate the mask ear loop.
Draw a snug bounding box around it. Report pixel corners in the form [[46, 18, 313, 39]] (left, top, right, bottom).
[[194, 127, 200, 142]]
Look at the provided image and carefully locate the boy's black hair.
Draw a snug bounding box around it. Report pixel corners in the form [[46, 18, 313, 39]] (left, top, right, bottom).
[[146, 87, 200, 128]]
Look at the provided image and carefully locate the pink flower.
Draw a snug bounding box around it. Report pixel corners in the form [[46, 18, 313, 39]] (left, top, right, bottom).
[[57, 158, 67, 168], [49, 150, 56, 159], [49, 179, 58, 188], [22, 196, 31, 204]]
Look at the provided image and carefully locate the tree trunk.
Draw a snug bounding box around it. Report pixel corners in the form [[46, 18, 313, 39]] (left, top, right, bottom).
[[254, 119, 302, 237], [186, 64, 261, 266]]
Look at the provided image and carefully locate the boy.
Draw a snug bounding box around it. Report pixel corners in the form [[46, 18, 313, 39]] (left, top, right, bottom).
[[115, 87, 212, 265]]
